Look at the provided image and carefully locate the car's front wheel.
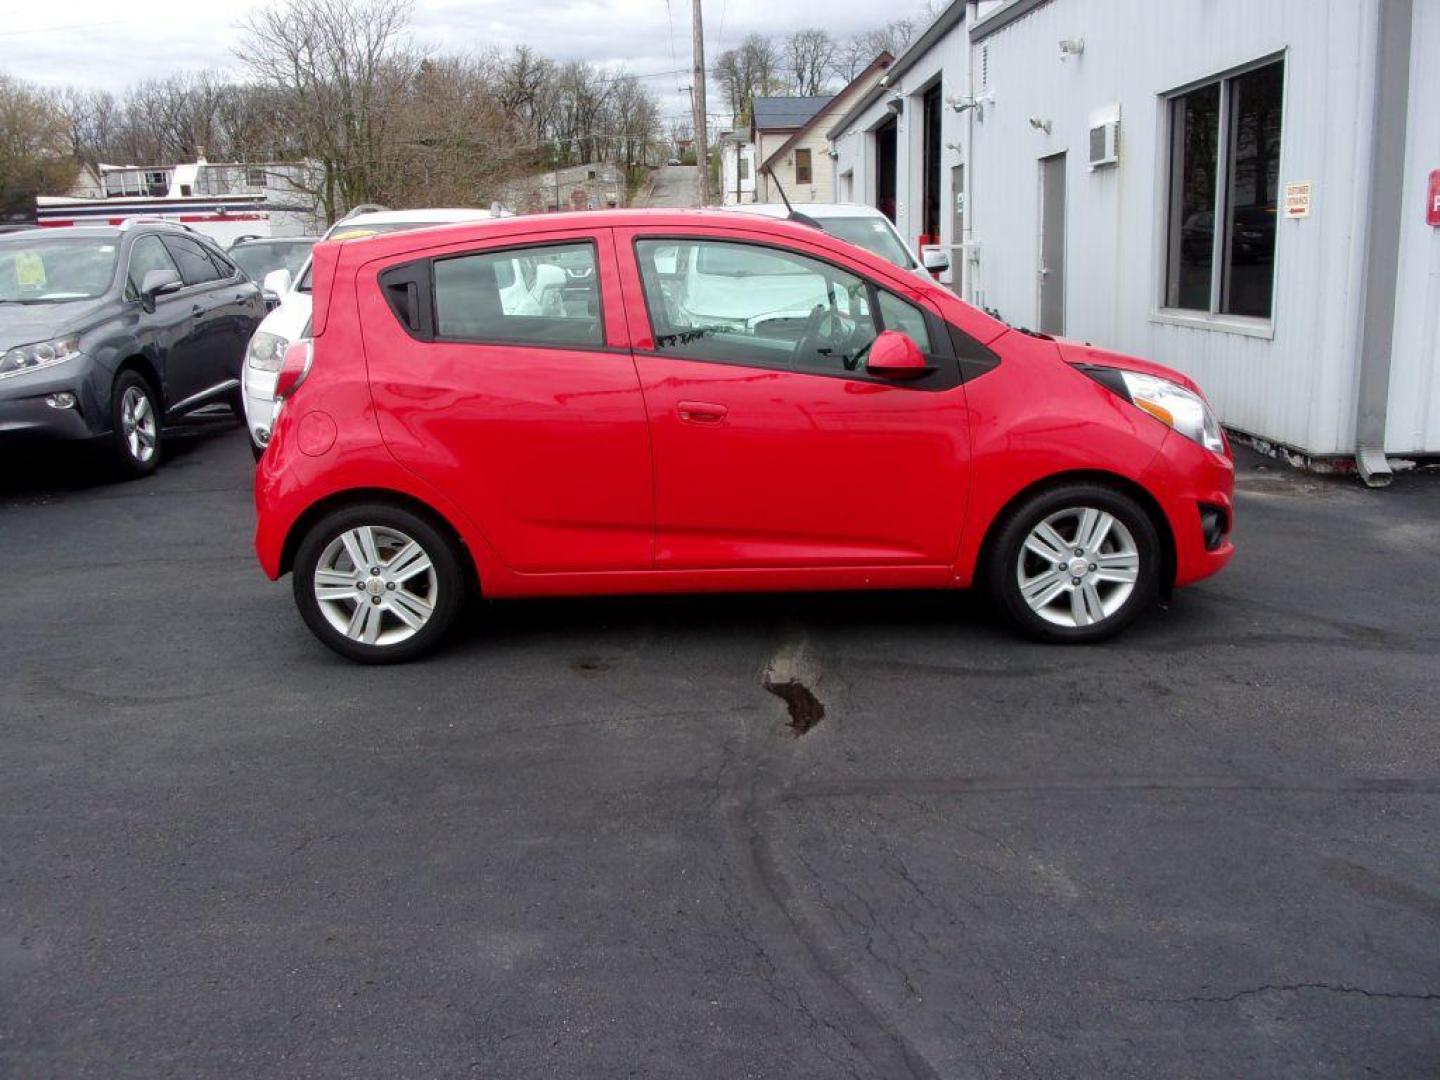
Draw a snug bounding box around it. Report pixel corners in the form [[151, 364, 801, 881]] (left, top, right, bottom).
[[292, 504, 466, 663], [110, 371, 161, 477], [986, 484, 1161, 643]]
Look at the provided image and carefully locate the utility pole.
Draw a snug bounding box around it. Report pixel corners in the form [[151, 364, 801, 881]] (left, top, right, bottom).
[[690, 0, 708, 206]]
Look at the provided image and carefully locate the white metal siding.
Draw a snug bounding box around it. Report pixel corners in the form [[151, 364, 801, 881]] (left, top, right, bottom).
[[1383, 0, 1440, 455], [970, 0, 1380, 455]]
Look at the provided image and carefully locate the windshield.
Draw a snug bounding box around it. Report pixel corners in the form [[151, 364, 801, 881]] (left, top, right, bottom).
[[231, 241, 314, 283], [297, 220, 467, 292], [812, 216, 916, 269], [0, 235, 119, 303]]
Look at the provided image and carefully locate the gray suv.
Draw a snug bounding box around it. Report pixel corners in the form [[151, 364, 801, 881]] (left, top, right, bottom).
[[0, 222, 265, 476]]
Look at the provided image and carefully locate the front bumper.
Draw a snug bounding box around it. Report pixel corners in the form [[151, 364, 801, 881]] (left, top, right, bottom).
[[0, 366, 105, 442], [1140, 431, 1235, 588]]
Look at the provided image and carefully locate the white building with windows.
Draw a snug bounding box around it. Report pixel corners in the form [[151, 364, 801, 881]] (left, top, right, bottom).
[[829, 0, 1440, 477]]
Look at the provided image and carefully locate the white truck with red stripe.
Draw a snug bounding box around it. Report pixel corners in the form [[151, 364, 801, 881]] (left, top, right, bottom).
[[36, 157, 322, 247]]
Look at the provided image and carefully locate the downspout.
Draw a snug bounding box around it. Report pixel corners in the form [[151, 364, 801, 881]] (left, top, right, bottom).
[[1353, 0, 1412, 486]]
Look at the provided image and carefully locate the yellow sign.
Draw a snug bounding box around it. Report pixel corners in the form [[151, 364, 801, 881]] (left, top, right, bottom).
[[15, 251, 46, 288]]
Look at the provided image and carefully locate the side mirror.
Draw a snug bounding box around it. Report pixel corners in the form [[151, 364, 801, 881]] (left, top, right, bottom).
[[866, 330, 932, 379], [139, 268, 183, 312], [921, 245, 950, 275], [262, 268, 293, 296]]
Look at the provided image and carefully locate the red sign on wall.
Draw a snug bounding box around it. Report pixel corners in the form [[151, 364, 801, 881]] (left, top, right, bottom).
[[1428, 170, 1440, 227]]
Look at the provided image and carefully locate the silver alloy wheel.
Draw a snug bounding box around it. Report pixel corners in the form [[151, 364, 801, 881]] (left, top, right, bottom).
[[120, 386, 157, 463], [1016, 506, 1140, 629], [313, 525, 439, 647]]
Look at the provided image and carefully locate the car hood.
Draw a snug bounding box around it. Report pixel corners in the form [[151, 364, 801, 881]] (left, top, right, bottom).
[[1053, 339, 1204, 397], [0, 298, 108, 352]]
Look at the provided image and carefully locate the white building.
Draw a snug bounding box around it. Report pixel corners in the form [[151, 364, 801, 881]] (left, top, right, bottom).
[[828, 0, 1440, 478]]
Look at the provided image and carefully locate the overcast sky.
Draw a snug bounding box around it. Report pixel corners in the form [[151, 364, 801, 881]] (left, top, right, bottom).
[[2, 0, 930, 124]]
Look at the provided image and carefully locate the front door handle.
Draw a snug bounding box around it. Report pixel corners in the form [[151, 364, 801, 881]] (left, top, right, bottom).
[[677, 400, 728, 425]]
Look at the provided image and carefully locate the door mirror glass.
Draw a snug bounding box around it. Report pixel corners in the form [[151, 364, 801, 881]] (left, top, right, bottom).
[[866, 330, 930, 378]]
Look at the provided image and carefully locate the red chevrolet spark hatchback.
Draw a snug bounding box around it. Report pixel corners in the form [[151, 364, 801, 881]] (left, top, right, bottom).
[[254, 210, 1233, 663]]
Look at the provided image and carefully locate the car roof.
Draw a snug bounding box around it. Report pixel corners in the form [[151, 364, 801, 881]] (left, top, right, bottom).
[[326, 208, 501, 233], [233, 236, 320, 246], [723, 203, 892, 220]]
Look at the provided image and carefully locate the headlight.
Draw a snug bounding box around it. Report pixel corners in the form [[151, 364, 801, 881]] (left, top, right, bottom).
[[1115, 370, 1226, 454], [246, 331, 289, 372], [0, 337, 82, 380]]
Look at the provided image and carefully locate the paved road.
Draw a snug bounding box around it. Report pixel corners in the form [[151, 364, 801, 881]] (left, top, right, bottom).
[[2, 423, 1438, 1078], [641, 164, 701, 208]]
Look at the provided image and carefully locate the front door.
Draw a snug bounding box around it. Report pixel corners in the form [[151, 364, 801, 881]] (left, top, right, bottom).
[[125, 234, 208, 406], [617, 229, 969, 572], [1038, 152, 1067, 335], [360, 230, 654, 573]]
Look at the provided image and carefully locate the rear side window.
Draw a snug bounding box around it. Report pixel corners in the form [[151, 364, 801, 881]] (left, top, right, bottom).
[[161, 235, 222, 286], [126, 235, 182, 298], [432, 242, 603, 347], [206, 248, 239, 279]]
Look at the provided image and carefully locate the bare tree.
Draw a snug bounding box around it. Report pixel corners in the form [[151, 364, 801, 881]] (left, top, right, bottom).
[[238, 0, 420, 220], [785, 29, 836, 97], [715, 33, 784, 125]]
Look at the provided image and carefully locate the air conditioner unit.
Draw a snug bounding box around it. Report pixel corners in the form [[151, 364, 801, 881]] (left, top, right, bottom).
[[1089, 119, 1119, 169]]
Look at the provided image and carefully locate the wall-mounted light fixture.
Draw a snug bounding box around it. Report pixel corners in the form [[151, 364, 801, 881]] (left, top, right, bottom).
[[886, 95, 904, 115], [1058, 38, 1085, 59], [1028, 117, 1052, 134]]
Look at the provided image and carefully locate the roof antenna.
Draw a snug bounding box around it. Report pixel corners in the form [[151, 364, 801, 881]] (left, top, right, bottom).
[[761, 165, 823, 231]]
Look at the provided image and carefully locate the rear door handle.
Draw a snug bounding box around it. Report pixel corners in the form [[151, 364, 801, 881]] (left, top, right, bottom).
[[677, 400, 728, 425]]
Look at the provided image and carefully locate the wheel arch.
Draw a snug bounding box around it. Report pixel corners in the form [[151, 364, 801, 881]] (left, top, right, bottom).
[[279, 487, 480, 592], [974, 469, 1177, 595], [114, 353, 164, 409]]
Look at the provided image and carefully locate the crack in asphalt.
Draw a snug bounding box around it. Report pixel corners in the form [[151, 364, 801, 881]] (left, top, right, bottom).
[[1168, 983, 1440, 1004]]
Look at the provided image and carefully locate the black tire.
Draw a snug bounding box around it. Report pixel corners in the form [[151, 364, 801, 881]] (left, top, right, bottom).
[[984, 483, 1161, 644], [109, 370, 162, 478], [292, 503, 466, 664]]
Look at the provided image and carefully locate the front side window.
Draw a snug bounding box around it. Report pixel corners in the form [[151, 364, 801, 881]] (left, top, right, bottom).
[[636, 238, 931, 378], [433, 241, 602, 347], [795, 148, 813, 185], [1165, 58, 1283, 319], [126, 235, 182, 298]]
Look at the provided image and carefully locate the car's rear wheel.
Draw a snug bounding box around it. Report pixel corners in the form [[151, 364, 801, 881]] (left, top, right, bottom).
[[292, 504, 465, 663], [986, 484, 1160, 643], [110, 371, 161, 477]]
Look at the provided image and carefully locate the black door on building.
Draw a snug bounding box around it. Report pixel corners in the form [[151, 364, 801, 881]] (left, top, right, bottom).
[[921, 83, 942, 245], [875, 117, 898, 223]]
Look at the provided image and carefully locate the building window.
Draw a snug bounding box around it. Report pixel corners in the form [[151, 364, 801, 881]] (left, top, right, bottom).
[[794, 148, 812, 185], [738, 157, 750, 182], [246, 168, 268, 188], [1165, 58, 1284, 319]]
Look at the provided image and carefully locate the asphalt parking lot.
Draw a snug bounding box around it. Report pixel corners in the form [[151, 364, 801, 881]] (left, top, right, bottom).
[[2, 420, 1438, 1079]]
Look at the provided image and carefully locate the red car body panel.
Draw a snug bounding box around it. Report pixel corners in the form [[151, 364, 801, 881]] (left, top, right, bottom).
[[255, 209, 1233, 602]]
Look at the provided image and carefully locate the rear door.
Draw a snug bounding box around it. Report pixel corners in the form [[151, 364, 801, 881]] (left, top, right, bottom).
[[359, 228, 654, 573], [615, 227, 970, 571]]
